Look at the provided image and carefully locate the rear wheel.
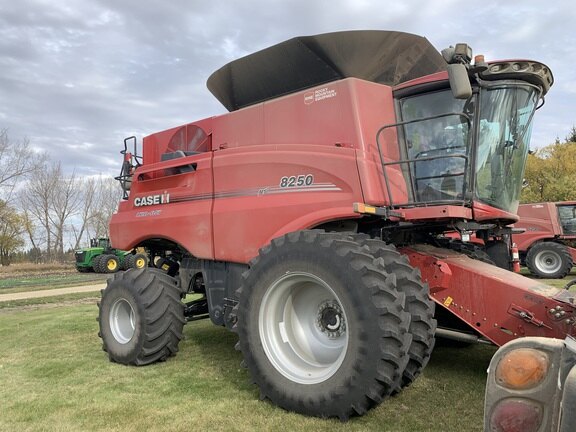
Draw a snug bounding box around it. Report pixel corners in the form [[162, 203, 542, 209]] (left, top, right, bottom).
[[98, 268, 185, 365], [526, 242, 573, 279], [132, 253, 148, 269], [101, 255, 120, 273], [234, 231, 411, 420]]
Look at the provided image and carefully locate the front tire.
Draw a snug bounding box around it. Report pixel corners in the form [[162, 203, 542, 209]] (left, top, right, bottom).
[[235, 231, 411, 419], [98, 268, 185, 365], [526, 242, 573, 278], [91, 255, 104, 273], [350, 236, 436, 389]]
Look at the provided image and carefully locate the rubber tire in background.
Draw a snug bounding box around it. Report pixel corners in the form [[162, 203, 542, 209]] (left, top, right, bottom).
[[98, 268, 185, 365], [349, 235, 436, 390], [122, 254, 135, 270], [96, 255, 110, 273], [234, 230, 411, 420], [526, 242, 573, 279], [132, 254, 148, 269], [102, 255, 120, 273], [92, 255, 104, 273]]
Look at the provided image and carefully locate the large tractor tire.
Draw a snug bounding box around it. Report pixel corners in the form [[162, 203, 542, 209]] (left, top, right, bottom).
[[350, 236, 436, 390], [100, 254, 120, 273], [122, 254, 135, 270], [98, 268, 185, 365], [92, 255, 104, 273], [234, 230, 411, 420], [526, 242, 573, 279]]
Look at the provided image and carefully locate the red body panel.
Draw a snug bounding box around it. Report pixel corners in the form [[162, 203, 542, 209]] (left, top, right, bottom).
[[110, 151, 215, 259], [472, 201, 519, 223], [110, 78, 414, 262], [514, 202, 576, 252], [211, 145, 362, 262], [403, 245, 576, 345]]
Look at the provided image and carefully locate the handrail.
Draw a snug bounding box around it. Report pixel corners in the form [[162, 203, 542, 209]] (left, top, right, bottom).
[[375, 112, 472, 207]]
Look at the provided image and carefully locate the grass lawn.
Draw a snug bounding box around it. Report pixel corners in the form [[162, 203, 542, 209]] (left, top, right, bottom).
[[0, 303, 495, 432], [0, 265, 573, 431]]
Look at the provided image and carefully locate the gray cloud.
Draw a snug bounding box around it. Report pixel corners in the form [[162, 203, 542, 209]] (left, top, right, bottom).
[[1, 0, 575, 177]]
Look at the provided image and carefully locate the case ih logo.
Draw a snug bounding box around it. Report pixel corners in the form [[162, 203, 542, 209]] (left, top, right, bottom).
[[304, 87, 337, 105], [134, 192, 170, 207]]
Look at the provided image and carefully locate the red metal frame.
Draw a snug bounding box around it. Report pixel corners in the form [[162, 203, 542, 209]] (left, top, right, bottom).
[[402, 244, 576, 345]]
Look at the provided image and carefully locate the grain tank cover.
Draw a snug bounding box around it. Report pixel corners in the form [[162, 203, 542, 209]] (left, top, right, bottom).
[[207, 30, 447, 111]]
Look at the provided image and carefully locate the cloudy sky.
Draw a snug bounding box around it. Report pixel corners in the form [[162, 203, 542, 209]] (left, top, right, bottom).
[[2, 0, 575, 177]]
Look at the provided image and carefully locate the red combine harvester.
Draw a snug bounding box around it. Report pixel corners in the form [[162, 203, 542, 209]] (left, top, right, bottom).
[[514, 202, 576, 278], [98, 31, 575, 419]]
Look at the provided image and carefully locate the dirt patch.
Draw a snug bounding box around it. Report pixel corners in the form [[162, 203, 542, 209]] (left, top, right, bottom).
[[0, 284, 106, 302]]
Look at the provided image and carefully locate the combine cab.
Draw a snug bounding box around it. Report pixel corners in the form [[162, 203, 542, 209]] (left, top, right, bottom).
[[97, 31, 574, 419]]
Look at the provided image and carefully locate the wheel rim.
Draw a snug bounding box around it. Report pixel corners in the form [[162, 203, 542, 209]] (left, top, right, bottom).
[[109, 298, 135, 344], [259, 272, 348, 384], [107, 259, 117, 271], [534, 250, 562, 274], [135, 257, 146, 269]]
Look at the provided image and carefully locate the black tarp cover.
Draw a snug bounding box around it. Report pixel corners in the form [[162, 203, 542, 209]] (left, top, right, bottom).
[[207, 30, 447, 111]]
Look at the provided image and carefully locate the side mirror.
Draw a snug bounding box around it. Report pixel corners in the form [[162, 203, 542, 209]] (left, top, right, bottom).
[[447, 63, 472, 99]]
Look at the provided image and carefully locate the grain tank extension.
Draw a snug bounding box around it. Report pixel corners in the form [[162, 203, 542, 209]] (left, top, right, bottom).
[[99, 31, 573, 420]]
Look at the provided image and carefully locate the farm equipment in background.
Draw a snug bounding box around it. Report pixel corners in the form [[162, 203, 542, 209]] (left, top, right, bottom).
[[97, 30, 575, 419], [513, 202, 576, 278], [74, 237, 148, 273]]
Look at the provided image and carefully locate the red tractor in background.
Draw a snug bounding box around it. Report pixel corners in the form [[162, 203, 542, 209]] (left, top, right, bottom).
[[97, 31, 575, 419], [513, 202, 576, 278]]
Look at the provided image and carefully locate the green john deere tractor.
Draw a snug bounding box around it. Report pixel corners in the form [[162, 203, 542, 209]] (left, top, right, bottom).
[[74, 237, 148, 274]]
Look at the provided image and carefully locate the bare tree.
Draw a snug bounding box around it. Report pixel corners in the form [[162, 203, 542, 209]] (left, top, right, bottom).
[[21, 208, 43, 253], [72, 177, 98, 250], [89, 177, 121, 239], [49, 165, 82, 259], [20, 162, 57, 260], [0, 129, 44, 201]]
